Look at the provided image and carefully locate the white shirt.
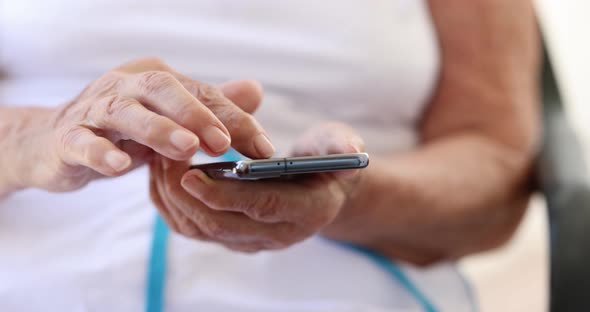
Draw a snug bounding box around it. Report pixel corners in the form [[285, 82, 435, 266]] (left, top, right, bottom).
[[0, 1, 473, 311]]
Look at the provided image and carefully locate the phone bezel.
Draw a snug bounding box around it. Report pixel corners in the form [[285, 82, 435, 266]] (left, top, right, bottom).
[[189, 153, 369, 180]]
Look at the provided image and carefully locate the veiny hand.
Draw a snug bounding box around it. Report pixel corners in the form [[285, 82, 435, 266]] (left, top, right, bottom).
[[20, 58, 274, 192], [150, 122, 365, 252]]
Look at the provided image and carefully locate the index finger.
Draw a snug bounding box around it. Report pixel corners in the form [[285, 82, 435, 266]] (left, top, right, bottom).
[[117, 57, 274, 159], [122, 71, 232, 156], [176, 77, 275, 159]]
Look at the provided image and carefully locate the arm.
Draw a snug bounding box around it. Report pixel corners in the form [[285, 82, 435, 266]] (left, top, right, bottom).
[[151, 0, 540, 263], [0, 107, 52, 198], [0, 58, 272, 199], [322, 0, 540, 264]]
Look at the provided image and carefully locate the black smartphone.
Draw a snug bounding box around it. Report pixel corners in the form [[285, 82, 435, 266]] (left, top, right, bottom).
[[189, 153, 369, 180]]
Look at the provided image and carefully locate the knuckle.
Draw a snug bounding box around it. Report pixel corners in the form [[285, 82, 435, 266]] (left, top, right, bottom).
[[202, 218, 227, 239], [100, 71, 124, 86], [217, 110, 258, 136], [84, 72, 123, 96], [228, 110, 256, 128], [138, 71, 177, 95], [175, 102, 201, 125], [177, 215, 204, 239], [180, 80, 201, 97], [244, 193, 283, 221], [196, 83, 225, 107], [97, 95, 137, 125], [241, 112, 257, 125], [203, 107, 237, 130], [59, 127, 103, 167], [59, 127, 84, 153], [141, 114, 166, 145]]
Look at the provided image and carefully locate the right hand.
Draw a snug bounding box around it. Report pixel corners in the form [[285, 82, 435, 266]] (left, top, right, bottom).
[[17, 58, 274, 192]]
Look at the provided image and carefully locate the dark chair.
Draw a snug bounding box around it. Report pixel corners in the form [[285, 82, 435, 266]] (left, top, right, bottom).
[[537, 43, 590, 311]]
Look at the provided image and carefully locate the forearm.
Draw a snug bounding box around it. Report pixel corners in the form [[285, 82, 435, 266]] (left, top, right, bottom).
[[324, 0, 541, 265], [323, 133, 535, 265], [0, 107, 52, 197]]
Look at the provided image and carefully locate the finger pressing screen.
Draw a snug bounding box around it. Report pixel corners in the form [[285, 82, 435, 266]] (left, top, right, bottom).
[[89, 95, 199, 161], [185, 82, 275, 159], [123, 71, 232, 156]]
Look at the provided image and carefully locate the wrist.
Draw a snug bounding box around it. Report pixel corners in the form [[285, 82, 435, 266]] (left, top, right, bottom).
[[322, 157, 419, 244], [322, 163, 380, 239], [0, 107, 54, 194]]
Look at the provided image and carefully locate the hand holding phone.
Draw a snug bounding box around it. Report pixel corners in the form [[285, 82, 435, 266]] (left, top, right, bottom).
[[190, 153, 369, 180], [151, 122, 366, 253]]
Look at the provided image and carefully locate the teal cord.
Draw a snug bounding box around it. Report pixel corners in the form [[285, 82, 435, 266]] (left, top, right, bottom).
[[331, 240, 439, 312], [145, 214, 169, 312], [145, 150, 242, 312]]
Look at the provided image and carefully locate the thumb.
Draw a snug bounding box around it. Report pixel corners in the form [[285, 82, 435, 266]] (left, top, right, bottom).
[[291, 122, 365, 157], [291, 122, 365, 180]]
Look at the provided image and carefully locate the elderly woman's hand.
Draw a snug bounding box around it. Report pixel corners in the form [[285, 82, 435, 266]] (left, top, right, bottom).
[[150, 122, 364, 252], [13, 58, 274, 192]]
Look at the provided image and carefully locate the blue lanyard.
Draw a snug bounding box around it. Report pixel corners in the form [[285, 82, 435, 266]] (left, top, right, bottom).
[[145, 150, 241, 312], [144, 150, 440, 312], [145, 214, 169, 312], [331, 241, 438, 312]]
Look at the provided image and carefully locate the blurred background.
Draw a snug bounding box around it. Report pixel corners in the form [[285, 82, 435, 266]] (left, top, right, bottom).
[[460, 1, 590, 311], [1, 1, 588, 311]]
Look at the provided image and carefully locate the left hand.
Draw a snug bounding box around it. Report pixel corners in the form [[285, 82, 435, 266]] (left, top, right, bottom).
[[149, 122, 365, 252]]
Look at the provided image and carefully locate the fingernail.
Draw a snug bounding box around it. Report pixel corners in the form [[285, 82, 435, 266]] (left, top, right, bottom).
[[181, 175, 200, 190], [202, 126, 231, 153], [253, 133, 275, 158], [193, 169, 214, 186], [182, 170, 214, 189], [105, 151, 131, 172], [170, 130, 199, 152], [350, 136, 364, 153], [347, 143, 361, 153]]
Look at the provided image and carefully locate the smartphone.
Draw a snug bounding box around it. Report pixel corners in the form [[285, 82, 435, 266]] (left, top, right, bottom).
[[189, 153, 369, 180]]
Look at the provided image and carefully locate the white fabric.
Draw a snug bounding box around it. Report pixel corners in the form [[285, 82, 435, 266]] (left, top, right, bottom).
[[0, 0, 473, 311]]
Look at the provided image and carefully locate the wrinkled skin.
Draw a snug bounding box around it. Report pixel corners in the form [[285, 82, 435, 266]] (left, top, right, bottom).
[[0, 0, 540, 266], [150, 122, 363, 252], [4, 58, 274, 193], [148, 0, 540, 264]]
